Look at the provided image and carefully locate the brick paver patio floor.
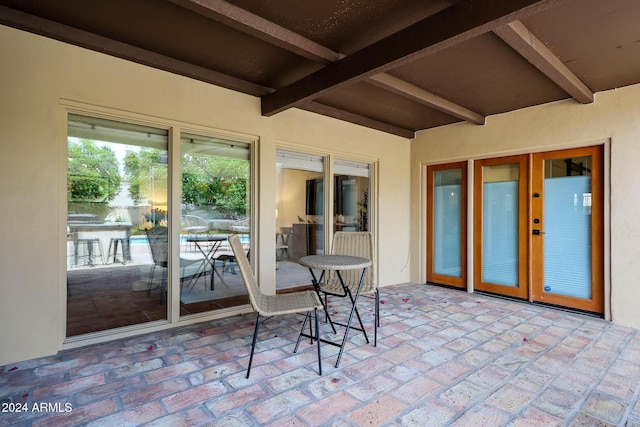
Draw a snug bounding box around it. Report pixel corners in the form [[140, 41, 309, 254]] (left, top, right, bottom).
[[2, 283, 640, 426]]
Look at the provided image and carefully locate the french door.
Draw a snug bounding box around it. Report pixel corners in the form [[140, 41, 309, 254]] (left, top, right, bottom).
[[530, 146, 604, 313], [426, 162, 467, 289], [471, 146, 603, 313], [473, 155, 529, 299]]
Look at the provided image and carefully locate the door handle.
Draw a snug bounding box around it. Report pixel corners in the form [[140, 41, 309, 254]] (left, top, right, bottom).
[[532, 229, 545, 235]]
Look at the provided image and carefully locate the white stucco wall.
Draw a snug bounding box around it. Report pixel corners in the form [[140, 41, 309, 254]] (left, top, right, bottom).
[[411, 84, 640, 330], [0, 25, 411, 365]]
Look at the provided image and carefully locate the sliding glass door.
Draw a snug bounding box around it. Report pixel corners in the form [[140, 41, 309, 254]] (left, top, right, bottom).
[[275, 151, 373, 291], [275, 150, 325, 290], [67, 113, 253, 338], [178, 133, 251, 315], [334, 159, 370, 233], [67, 114, 169, 336]]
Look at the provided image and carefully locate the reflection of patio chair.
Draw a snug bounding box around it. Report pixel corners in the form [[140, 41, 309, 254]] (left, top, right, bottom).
[[181, 215, 211, 250], [229, 217, 250, 233], [146, 226, 205, 302], [318, 231, 378, 345], [229, 234, 323, 378]]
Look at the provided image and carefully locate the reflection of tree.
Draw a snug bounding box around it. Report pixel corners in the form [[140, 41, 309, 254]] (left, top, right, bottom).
[[68, 140, 121, 202], [124, 150, 249, 217], [182, 156, 249, 217], [123, 149, 166, 205]]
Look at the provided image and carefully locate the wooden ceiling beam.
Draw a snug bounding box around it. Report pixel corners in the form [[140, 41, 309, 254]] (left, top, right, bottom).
[[494, 20, 593, 103], [166, 0, 340, 63], [368, 74, 486, 125], [298, 101, 416, 139], [0, 6, 271, 96], [262, 0, 564, 116], [169, 0, 483, 126]]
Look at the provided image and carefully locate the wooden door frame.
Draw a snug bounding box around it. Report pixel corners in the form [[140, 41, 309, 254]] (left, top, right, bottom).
[[473, 155, 529, 299], [531, 146, 604, 313], [426, 162, 467, 288]]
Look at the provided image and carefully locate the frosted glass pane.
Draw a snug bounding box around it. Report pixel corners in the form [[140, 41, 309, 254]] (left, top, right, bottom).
[[543, 176, 592, 299], [482, 181, 518, 287], [433, 184, 461, 277]]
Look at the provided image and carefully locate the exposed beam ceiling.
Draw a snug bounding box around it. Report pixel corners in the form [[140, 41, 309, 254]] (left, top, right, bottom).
[[493, 20, 593, 103], [0, 5, 272, 96], [298, 101, 416, 139], [166, 0, 340, 63], [2, 0, 638, 139], [168, 0, 485, 132], [368, 74, 486, 125], [261, 0, 564, 116]]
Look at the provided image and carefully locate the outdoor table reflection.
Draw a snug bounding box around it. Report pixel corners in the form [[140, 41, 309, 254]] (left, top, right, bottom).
[[186, 235, 229, 290]]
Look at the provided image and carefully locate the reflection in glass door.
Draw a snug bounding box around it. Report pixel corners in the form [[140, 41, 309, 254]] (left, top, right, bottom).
[[179, 133, 251, 315], [474, 155, 528, 299], [66, 114, 168, 337], [333, 159, 370, 233], [275, 150, 325, 290], [532, 147, 603, 313], [427, 162, 466, 288]]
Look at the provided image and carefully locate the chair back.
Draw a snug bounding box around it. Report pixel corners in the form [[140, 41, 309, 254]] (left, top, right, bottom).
[[146, 226, 168, 266], [328, 231, 376, 294], [229, 234, 266, 313]]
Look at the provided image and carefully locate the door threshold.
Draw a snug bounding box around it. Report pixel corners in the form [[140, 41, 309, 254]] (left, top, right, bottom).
[[427, 283, 604, 319]]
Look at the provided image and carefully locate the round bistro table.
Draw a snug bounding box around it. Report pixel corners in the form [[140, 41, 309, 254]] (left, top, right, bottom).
[[299, 254, 372, 368]]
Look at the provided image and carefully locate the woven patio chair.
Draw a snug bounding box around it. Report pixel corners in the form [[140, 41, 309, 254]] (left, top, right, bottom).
[[228, 234, 324, 378]]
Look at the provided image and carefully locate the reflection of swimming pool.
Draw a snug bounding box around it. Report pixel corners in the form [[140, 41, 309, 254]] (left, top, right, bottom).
[[129, 234, 249, 245]]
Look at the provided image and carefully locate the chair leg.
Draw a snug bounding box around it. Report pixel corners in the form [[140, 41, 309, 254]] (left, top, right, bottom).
[[160, 267, 167, 304], [315, 307, 322, 376], [294, 310, 322, 376], [376, 290, 380, 327], [374, 289, 379, 346], [148, 264, 156, 297], [246, 313, 261, 379]]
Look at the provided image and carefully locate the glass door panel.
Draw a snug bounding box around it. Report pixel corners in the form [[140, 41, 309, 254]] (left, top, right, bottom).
[[334, 159, 370, 233], [427, 162, 466, 288], [179, 133, 250, 315], [275, 150, 325, 290], [474, 156, 528, 298], [532, 147, 603, 312], [482, 169, 518, 287], [66, 114, 168, 337]]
